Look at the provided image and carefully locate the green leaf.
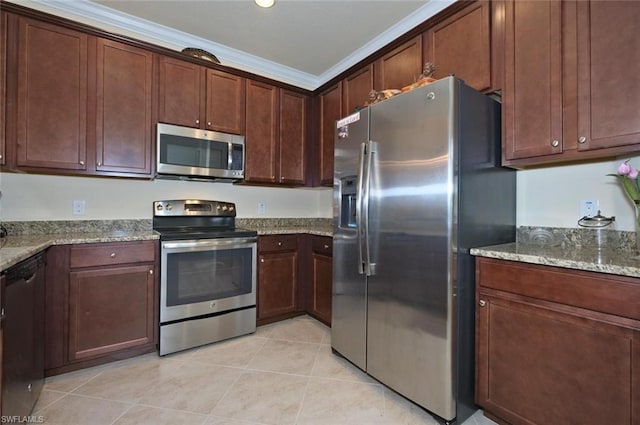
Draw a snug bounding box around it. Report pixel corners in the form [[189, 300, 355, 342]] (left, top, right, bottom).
[[621, 177, 640, 201]]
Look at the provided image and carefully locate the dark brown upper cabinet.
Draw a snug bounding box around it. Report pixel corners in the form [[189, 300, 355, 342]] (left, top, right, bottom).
[[158, 55, 246, 135], [318, 82, 342, 186], [95, 38, 154, 176], [15, 17, 89, 172], [342, 64, 374, 116], [423, 0, 495, 93], [245, 81, 307, 186], [503, 0, 640, 167], [374, 35, 423, 91]]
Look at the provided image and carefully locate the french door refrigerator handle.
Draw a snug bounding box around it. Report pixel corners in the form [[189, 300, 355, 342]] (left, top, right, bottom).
[[362, 140, 377, 276], [355, 142, 367, 274]]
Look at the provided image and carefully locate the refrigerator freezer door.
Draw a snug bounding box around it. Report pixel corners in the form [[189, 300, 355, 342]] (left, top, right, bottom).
[[366, 78, 456, 421], [332, 109, 369, 370]]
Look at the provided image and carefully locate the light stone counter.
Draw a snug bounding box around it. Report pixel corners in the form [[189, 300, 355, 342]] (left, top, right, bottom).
[[0, 231, 159, 272], [470, 242, 640, 278], [0, 218, 333, 272]]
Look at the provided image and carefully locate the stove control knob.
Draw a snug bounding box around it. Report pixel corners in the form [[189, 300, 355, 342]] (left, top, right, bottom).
[[229, 206, 235, 212], [216, 205, 221, 210], [156, 204, 163, 211], [222, 205, 228, 211], [166, 204, 173, 211]]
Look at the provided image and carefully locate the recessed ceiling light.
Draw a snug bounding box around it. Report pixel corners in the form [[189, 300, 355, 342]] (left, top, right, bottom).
[[255, 0, 275, 8]]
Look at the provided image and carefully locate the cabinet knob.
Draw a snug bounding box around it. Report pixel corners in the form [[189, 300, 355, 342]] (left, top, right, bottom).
[[79, 160, 85, 165], [278, 241, 282, 246], [97, 161, 102, 166], [280, 176, 284, 180], [551, 140, 559, 147], [260, 258, 264, 263], [195, 119, 200, 125], [578, 136, 587, 144], [110, 252, 116, 258], [478, 300, 486, 307], [324, 244, 329, 249], [207, 121, 212, 127], [149, 269, 153, 275], [0, 154, 3, 159]]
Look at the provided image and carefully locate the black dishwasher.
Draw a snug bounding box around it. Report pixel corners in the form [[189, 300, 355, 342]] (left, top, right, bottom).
[[2, 253, 45, 417]]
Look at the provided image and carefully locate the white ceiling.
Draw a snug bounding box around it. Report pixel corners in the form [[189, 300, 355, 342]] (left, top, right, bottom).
[[17, 0, 457, 89]]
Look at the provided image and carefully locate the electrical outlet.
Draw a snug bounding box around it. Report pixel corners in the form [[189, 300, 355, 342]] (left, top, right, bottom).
[[257, 202, 266, 215], [579, 199, 598, 218], [73, 200, 86, 215]]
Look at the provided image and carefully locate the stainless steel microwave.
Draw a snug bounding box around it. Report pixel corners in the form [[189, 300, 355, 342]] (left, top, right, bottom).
[[156, 123, 244, 181]]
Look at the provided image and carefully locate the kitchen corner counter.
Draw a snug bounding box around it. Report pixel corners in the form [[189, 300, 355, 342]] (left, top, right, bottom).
[[238, 218, 333, 237], [0, 231, 159, 272], [470, 242, 640, 278]]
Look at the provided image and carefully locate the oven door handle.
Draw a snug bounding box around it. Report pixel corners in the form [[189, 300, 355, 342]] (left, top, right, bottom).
[[162, 238, 257, 250]]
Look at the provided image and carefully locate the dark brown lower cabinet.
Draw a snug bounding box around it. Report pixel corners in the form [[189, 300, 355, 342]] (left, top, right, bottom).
[[309, 236, 332, 325], [45, 240, 158, 375], [257, 235, 300, 324], [476, 258, 640, 425]]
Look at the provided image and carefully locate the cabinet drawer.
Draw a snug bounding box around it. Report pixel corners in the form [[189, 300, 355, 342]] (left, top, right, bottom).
[[311, 236, 332, 255], [258, 235, 298, 252], [70, 241, 156, 268], [478, 258, 640, 321]]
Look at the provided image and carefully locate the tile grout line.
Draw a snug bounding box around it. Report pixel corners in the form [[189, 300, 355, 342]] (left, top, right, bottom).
[[293, 339, 324, 424]]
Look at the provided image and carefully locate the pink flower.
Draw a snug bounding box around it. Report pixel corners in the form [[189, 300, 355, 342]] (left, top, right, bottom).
[[630, 168, 639, 179], [618, 160, 632, 176]]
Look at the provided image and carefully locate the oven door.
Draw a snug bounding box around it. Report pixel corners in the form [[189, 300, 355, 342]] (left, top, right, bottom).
[[160, 237, 256, 323]]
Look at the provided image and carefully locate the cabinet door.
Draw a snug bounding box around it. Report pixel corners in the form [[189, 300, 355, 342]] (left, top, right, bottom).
[[310, 236, 332, 325], [319, 82, 342, 186], [375, 36, 422, 91], [279, 89, 306, 185], [503, 0, 563, 162], [0, 12, 7, 166], [95, 38, 153, 176], [257, 251, 298, 320], [205, 69, 246, 135], [158, 56, 203, 128], [424, 1, 492, 92], [245, 80, 278, 183], [342, 64, 373, 115], [477, 293, 633, 425], [576, 1, 640, 151], [16, 17, 88, 170], [68, 264, 155, 361]]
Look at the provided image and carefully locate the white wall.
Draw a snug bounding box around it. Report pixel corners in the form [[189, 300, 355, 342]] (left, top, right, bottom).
[[517, 155, 640, 231], [0, 174, 333, 221], [2, 155, 639, 230]]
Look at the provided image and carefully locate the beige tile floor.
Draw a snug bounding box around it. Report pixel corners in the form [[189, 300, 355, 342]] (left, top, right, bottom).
[[34, 316, 499, 425]]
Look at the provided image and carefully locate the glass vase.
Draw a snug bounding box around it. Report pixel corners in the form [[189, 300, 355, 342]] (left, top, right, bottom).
[[635, 200, 640, 253]]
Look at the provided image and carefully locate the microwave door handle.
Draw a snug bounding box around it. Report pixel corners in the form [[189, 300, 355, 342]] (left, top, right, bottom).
[[228, 142, 233, 170]]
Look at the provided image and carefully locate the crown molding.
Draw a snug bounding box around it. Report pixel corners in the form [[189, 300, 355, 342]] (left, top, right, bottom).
[[16, 0, 456, 90]]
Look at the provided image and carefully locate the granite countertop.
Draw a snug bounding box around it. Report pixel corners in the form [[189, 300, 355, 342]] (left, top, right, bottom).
[[0, 218, 334, 272], [0, 231, 159, 272], [471, 242, 640, 278]]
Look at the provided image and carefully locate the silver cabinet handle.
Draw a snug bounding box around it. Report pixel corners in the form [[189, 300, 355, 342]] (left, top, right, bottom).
[[97, 161, 102, 166], [79, 160, 85, 165], [479, 300, 486, 307], [0, 154, 3, 159], [277, 241, 282, 246], [578, 136, 587, 144], [149, 269, 153, 275], [110, 252, 116, 258], [551, 140, 559, 147], [324, 244, 329, 249], [260, 258, 264, 263], [207, 121, 212, 126], [195, 119, 200, 125]]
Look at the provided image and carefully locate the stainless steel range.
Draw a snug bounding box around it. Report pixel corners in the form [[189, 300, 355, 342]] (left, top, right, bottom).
[[153, 199, 258, 355]]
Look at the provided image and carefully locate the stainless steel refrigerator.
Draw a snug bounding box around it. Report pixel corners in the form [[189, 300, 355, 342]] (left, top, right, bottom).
[[332, 76, 516, 424]]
